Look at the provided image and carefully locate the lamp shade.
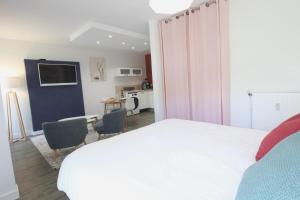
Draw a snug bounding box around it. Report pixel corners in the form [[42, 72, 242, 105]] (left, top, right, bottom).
[[5, 77, 23, 89], [149, 0, 193, 14]]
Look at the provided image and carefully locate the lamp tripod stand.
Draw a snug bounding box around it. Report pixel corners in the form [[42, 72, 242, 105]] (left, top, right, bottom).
[[6, 91, 26, 143]]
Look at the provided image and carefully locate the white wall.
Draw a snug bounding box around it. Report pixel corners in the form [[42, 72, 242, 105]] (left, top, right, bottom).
[[0, 38, 145, 135], [149, 20, 166, 122], [251, 93, 300, 131], [0, 86, 19, 200], [230, 0, 300, 128]]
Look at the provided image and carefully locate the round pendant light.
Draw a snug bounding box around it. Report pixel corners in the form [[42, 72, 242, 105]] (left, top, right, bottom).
[[149, 0, 193, 14]]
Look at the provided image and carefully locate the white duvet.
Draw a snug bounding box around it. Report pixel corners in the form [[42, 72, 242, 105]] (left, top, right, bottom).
[[58, 119, 266, 200]]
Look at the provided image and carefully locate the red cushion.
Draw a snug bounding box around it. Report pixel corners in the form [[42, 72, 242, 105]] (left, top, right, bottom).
[[283, 113, 300, 124], [256, 118, 300, 161]]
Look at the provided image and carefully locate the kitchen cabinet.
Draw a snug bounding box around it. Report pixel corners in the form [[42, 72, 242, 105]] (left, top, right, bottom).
[[138, 90, 154, 110], [131, 68, 143, 76], [115, 68, 143, 77], [145, 54, 153, 84], [148, 91, 154, 109], [138, 91, 149, 110], [115, 68, 131, 76]]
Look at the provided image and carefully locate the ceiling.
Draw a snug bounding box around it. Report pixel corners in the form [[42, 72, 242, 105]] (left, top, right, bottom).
[[0, 0, 205, 52]]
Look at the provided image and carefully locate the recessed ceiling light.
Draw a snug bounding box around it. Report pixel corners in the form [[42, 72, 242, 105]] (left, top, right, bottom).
[[96, 41, 100, 45], [122, 42, 126, 45], [149, 0, 193, 14], [108, 35, 113, 38], [131, 46, 135, 50], [144, 42, 148, 46]]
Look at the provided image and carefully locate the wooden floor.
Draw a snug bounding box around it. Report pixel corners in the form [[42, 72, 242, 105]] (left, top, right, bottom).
[[10, 110, 155, 200]]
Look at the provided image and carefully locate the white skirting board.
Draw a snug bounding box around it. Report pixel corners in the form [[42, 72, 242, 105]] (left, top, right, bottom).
[[0, 185, 19, 200], [11, 130, 39, 139], [31, 130, 43, 136], [12, 130, 42, 137]]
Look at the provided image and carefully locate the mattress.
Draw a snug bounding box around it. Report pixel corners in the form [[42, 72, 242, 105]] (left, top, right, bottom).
[[57, 119, 266, 200]]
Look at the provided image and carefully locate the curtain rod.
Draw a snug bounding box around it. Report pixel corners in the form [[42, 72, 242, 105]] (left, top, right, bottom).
[[163, 0, 217, 23]]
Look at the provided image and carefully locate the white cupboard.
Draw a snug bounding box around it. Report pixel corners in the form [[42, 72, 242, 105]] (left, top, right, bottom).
[[148, 91, 154, 109], [115, 68, 131, 76], [131, 68, 143, 76], [139, 91, 149, 110], [138, 90, 154, 110], [115, 68, 143, 77]]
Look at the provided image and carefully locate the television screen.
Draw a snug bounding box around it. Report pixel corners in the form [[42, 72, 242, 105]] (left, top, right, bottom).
[[38, 63, 78, 86]]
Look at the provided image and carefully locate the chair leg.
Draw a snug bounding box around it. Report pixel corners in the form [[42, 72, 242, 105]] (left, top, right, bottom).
[[53, 150, 59, 162], [125, 113, 128, 130], [92, 124, 96, 132]]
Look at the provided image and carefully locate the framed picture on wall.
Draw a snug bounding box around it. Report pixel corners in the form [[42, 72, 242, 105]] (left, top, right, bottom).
[[89, 57, 106, 81]]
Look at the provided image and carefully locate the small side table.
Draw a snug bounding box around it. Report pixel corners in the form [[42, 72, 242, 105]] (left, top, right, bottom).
[[101, 98, 125, 114], [59, 115, 100, 131]]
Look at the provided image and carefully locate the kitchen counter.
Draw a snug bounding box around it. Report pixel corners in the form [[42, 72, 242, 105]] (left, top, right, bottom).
[[126, 89, 153, 93], [122, 89, 154, 110]]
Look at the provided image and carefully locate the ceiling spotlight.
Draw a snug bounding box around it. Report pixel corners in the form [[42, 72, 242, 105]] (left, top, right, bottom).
[[144, 42, 148, 46], [96, 41, 100, 45], [149, 0, 193, 14], [108, 35, 113, 38], [131, 46, 135, 50], [122, 42, 126, 45]]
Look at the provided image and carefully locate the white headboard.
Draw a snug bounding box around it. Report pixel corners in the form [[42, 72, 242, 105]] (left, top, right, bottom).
[[249, 91, 300, 131]]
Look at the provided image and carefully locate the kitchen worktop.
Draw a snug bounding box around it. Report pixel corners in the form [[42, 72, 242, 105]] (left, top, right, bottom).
[[124, 89, 153, 93]]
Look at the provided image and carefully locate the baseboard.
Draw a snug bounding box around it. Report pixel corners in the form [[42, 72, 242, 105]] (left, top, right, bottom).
[[12, 129, 34, 137], [14, 129, 43, 137], [0, 185, 19, 200], [31, 130, 43, 136]]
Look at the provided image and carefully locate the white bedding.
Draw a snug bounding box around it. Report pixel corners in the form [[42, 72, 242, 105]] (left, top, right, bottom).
[[57, 119, 266, 200]]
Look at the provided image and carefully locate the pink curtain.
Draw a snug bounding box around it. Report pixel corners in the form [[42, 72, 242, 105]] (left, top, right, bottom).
[[218, 0, 230, 125], [189, 3, 222, 123], [161, 16, 191, 120], [160, 0, 230, 125]]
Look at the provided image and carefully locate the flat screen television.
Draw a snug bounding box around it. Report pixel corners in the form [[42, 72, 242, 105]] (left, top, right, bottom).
[[38, 63, 78, 86]]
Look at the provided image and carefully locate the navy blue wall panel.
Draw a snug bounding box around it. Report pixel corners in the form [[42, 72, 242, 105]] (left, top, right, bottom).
[[24, 59, 85, 131]]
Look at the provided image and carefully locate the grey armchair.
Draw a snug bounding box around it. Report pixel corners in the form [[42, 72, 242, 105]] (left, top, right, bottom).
[[42, 118, 88, 159], [95, 108, 127, 140]]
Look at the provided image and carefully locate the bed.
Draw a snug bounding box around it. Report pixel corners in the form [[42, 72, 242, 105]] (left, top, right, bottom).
[[57, 119, 266, 200]]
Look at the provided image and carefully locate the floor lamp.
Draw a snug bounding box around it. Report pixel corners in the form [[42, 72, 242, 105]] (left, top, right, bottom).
[[5, 77, 26, 143]]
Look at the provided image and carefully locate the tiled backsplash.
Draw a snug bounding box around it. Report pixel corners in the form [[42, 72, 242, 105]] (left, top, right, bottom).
[[115, 84, 141, 98]]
